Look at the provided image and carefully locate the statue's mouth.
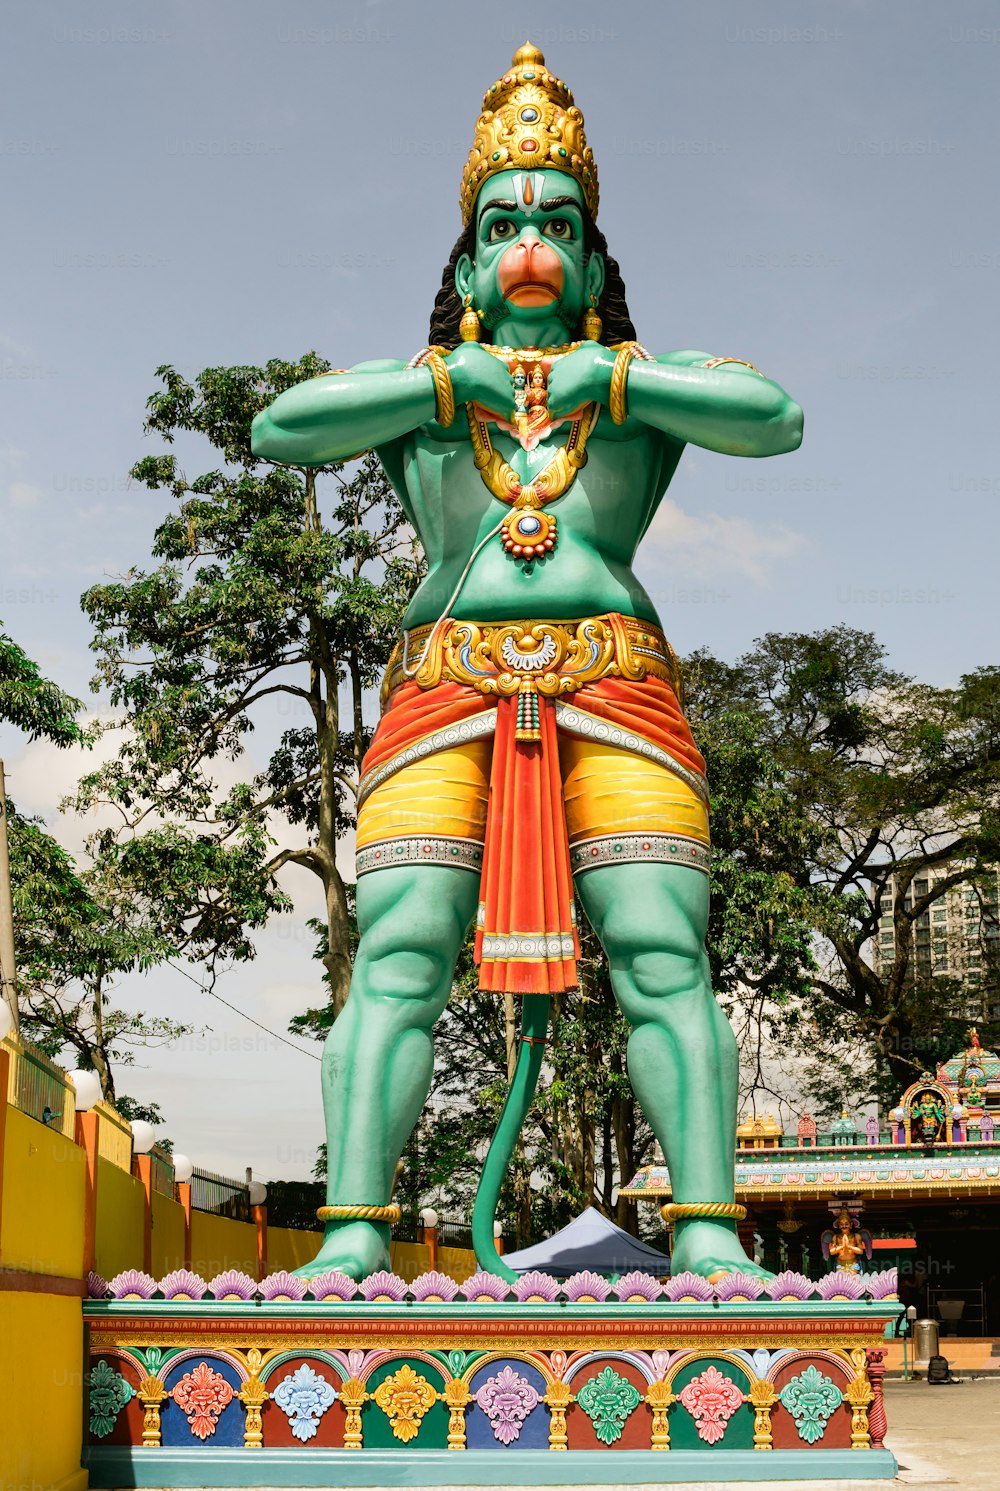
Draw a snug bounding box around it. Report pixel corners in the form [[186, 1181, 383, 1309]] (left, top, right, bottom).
[[503, 279, 561, 306]]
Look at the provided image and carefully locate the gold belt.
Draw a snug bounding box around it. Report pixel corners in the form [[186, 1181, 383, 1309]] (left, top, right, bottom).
[[382, 613, 680, 703]]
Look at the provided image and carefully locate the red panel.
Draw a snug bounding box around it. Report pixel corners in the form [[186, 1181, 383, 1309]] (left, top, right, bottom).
[[262, 1359, 345, 1449], [565, 1360, 652, 1451], [770, 1356, 852, 1451]]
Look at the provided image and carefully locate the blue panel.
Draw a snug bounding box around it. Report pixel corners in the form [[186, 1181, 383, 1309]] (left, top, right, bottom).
[[161, 1356, 244, 1448], [466, 1358, 549, 1451]]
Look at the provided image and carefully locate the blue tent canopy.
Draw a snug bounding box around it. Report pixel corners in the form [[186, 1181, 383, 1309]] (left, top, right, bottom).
[[503, 1206, 671, 1278]]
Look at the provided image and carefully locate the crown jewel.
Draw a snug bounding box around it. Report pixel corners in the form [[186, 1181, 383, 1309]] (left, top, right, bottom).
[[460, 43, 599, 227]]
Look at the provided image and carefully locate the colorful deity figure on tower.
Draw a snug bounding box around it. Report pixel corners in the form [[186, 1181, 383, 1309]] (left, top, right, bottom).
[[252, 44, 804, 1283]]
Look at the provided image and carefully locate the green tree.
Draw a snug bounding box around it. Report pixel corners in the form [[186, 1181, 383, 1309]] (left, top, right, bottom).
[[76, 356, 422, 1016]]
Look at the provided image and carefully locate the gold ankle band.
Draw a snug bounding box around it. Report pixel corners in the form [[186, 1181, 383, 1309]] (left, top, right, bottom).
[[661, 1202, 747, 1223], [317, 1203, 402, 1225]]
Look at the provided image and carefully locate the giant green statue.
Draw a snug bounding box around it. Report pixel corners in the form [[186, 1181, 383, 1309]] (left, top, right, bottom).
[[252, 45, 803, 1283]]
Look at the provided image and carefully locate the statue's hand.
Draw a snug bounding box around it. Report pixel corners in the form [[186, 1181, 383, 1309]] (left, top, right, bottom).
[[446, 343, 515, 417], [546, 343, 615, 422]]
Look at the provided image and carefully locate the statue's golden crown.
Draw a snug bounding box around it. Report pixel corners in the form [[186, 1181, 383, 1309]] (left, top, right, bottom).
[[460, 43, 599, 227]]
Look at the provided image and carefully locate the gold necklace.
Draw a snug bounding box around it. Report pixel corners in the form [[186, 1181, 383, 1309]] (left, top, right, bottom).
[[466, 400, 597, 559]]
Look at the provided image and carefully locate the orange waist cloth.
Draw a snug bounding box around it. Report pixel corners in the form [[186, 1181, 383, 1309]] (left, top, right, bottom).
[[360, 674, 706, 997]]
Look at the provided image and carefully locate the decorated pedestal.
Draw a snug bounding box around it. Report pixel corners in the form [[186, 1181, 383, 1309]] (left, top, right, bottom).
[[82, 1271, 900, 1487]]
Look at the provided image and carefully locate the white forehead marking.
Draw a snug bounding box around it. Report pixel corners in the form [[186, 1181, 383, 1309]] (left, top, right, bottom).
[[512, 172, 546, 216]]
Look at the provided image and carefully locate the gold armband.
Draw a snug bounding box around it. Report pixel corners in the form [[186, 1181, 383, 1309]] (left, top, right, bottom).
[[425, 351, 455, 428], [609, 345, 635, 425]]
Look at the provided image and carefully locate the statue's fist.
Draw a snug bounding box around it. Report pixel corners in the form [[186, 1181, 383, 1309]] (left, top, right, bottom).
[[546, 343, 615, 422], [446, 343, 514, 417]]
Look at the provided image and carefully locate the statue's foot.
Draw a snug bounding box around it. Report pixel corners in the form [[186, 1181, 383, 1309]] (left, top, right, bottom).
[[669, 1220, 773, 1284], [291, 1220, 391, 1281]]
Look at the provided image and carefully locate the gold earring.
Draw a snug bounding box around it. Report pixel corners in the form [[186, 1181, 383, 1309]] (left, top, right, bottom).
[[459, 294, 482, 342], [582, 293, 602, 342]]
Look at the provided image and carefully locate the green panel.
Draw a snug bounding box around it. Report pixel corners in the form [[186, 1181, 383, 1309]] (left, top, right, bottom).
[[669, 1356, 754, 1452], [361, 1356, 450, 1451]]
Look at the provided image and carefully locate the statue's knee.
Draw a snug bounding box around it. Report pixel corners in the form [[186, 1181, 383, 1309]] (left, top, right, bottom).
[[357, 909, 459, 1001], [599, 898, 706, 1000]]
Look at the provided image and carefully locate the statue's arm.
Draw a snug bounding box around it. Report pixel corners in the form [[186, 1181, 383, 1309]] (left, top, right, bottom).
[[626, 349, 803, 459], [250, 358, 434, 466]]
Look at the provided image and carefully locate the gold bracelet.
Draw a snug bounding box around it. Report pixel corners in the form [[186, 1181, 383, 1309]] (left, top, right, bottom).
[[609, 345, 634, 425], [425, 352, 455, 428], [661, 1202, 747, 1223], [702, 356, 764, 377], [317, 1203, 402, 1225]]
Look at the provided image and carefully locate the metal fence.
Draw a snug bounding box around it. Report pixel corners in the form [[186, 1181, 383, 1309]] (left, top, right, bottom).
[[2, 1035, 74, 1135], [149, 1144, 175, 1196], [93, 1099, 132, 1170], [190, 1165, 251, 1221]]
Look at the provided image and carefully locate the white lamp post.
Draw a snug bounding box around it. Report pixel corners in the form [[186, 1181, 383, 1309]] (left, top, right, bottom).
[[67, 1070, 102, 1113]]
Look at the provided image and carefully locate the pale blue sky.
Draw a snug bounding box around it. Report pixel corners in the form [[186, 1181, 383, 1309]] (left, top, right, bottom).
[[2, 0, 997, 1178]]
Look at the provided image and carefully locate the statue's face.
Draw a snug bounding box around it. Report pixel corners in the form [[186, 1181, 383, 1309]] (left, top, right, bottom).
[[456, 171, 604, 341]]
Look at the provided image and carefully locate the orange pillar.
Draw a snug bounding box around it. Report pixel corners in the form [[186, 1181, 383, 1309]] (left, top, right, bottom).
[[133, 1154, 153, 1274], [425, 1223, 439, 1272], [176, 1182, 192, 1269], [253, 1204, 268, 1281], [75, 1109, 100, 1276]]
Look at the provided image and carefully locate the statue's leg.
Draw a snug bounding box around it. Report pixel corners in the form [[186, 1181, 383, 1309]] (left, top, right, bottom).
[[576, 860, 765, 1280], [299, 863, 479, 1279]]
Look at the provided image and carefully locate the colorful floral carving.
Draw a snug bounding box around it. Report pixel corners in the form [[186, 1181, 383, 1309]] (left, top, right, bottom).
[[359, 1270, 408, 1303], [765, 1270, 815, 1302], [207, 1269, 256, 1301], [474, 1364, 540, 1443], [88, 1358, 134, 1437], [563, 1270, 611, 1302], [307, 1269, 357, 1302], [159, 1269, 208, 1300], [460, 1270, 509, 1302], [512, 1269, 560, 1302], [410, 1270, 460, 1302], [678, 1365, 745, 1444], [665, 1270, 715, 1303], [108, 1268, 157, 1300], [86, 1270, 109, 1299], [613, 1270, 661, 1302], [372, 1364, 438, 1442], [259, 1270, 308, 1302], [779, 1365, 844, 1444], [714, 1272, 765, 1302], [866, 1268, 899, 1300], [576, 1365, 641, 1444], [170, 1361, 235, 1439], [272, 1363, 337, 1442], [816, 1271, 867, 1302]]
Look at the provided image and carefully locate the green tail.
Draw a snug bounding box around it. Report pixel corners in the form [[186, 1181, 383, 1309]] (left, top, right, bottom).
[[471, 993, 550, 1283]]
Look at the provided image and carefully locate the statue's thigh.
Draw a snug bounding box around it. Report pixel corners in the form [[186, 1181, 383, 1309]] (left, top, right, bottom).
[[353, 864, 480, 1009], [575, 860, 709, 969]]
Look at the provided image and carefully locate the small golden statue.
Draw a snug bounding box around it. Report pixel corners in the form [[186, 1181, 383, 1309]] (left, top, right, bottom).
[[824, 1204, 866, 1274]]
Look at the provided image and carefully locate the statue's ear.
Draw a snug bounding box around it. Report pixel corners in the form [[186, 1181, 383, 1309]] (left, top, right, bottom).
[[584, 250, 606, 307], [455, 253, 474, 304]]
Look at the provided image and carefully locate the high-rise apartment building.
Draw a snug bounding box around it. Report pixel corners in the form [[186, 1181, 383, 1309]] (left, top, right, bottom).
[[872, 865, 1000, 1022]]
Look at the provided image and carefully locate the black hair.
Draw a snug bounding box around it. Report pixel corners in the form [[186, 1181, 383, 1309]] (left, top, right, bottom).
[[428, 210, 636, 349]]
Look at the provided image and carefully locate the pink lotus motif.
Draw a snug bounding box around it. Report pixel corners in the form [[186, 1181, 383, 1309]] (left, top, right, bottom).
[[475, 1364, 540, 1443], [765, 1270, 815, 1302], [108, 1269, 157, 1300], [563, 1270, 612, 1302], [259, 1270, 308, 1302], [713, 1271, 765, 1302], [86, 1270, 109, 1299], [511, 1270, 560, 1302], [170, 1360, 235, 1439], [410, 1270, 460, 1302], [678, 1364, 744, 1444], [159, 1269, 208, 1301], [866, 1268, 898, 1300], [207, 1269, 257, 1301], [358, 1270, 408, 1302], [460, 1270, 510, 1302], [306, 1270, 356, 1302], [613, 1271, 661, 1302], [665, 1270, 715, 1303], [816, 1270, 867, 1301]]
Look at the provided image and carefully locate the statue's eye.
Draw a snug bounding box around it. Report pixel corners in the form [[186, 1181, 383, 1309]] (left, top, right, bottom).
[[488, 219, 515, 241], [543, 218, 573, 239]]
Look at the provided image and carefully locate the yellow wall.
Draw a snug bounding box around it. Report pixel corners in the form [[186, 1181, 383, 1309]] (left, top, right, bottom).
[[0, 1106, 85, 1278], [268, 1223, 323, 1272], [0, 1293, 88, 1491], [93, 1154, 145, 1279], [390, 1240, 478, 1284], [151, 1188, 186, 1276], [190, 1209, 258, 1278]]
